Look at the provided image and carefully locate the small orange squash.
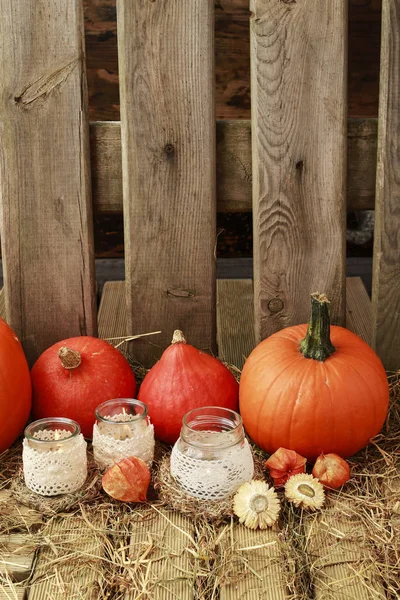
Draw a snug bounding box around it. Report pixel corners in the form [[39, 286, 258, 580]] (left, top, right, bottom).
[[239, 293, 389, 460]]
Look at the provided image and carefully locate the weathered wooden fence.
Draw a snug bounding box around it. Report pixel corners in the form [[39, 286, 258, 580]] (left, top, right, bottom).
[[0, 0, 399, 369]]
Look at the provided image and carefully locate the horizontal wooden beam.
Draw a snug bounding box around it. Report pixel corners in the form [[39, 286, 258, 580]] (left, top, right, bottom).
[[90, 118, 377, 214]]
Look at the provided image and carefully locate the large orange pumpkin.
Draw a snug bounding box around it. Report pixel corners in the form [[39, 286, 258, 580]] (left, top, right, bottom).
[[0, 318, 31, 453], [239, 293, 389, 459]]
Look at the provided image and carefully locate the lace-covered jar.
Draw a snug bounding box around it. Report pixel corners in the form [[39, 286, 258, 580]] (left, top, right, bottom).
[[23, 418, 87, 496], [92, 399, 155, 470], [170, 407, 254, 500]]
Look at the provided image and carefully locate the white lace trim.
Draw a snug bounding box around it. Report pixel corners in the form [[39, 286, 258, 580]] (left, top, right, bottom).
[[170, 438, 254, 500], [92, 422, 155, 470], [22, 435, 87, 496]]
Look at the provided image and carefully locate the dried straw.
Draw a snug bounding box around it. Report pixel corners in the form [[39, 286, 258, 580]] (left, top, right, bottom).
[[0, 375, 399, 599]]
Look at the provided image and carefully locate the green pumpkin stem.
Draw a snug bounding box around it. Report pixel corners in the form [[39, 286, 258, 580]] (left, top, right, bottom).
[[300, 293, 336, 362]]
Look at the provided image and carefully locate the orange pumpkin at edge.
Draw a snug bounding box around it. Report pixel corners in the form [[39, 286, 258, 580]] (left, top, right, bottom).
[[0, 317, 32, 453], [239, 293, 389, 460]]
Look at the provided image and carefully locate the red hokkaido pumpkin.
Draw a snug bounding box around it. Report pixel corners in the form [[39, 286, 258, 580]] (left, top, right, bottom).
[[31, 337, 136, 438], [0, 318, 31, 453], [138, 330, 239, 444], [239, 293, 389, 460]]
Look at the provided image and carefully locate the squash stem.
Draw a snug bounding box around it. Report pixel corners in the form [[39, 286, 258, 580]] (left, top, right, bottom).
[[171, 330, 187, 345], [300, 293, 336, 362], [58, 347, 82, 370]]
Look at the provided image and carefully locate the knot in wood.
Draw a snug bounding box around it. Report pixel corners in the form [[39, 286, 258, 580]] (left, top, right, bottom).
[[164, 144, 174, 156], [267, 298, 284, 313]]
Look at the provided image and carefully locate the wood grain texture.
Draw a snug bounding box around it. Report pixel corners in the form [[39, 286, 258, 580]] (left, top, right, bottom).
[[347, 118, 378, 211], [216, 120, 252, 212], [346, 277, 372, 345], [83, 0, 382, 121], [0, 0, 97, 365], [89, 119, 377, 215], [217, 279, 255, 369], [98, 280, 131, 356], [215, 0, 251, 120], [348, 0, 382, 119], [371, 0, 400, 371], [251, 1, 347, 342], [117, 0, 216, 366], [90, 122, 122, 214]]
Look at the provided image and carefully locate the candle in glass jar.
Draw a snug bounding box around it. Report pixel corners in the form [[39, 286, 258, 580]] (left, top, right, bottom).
[[92, 399, 155, 470], [97, 408, 148, 440], [170, 406, 254, 500], [23, 418, 87, 496]]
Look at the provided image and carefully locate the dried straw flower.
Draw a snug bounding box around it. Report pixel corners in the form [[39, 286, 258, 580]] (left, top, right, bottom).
[[284, 473, 325, 510], [233, 480, 281, 529]]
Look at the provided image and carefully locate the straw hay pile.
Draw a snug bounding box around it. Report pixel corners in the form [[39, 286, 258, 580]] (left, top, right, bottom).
[[0, 375, 399, 599]]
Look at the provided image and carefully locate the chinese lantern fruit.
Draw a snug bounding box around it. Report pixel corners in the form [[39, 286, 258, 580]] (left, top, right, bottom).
[[312, 453, 351, 489], [102, 457, 150, 502], [239, 293, 389, 460], [138, 330, 239, 444], [264, 447, 307, 487], [31, 336, 136, 438], [0, 318, 31, 453]]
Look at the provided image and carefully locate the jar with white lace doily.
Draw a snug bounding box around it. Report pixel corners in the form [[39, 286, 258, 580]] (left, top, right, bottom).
[[170, 406, 254, 500], [23, 418, 87, 496], [92, 399, 155, 470]]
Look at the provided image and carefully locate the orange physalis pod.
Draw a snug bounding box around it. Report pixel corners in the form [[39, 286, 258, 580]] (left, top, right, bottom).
[[264, 447, 307, 487]]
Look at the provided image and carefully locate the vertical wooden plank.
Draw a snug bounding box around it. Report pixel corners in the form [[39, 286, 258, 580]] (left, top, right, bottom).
[[346, 277, 372, 345], [0, 0, 97, 365], [216, 279, 255, 369], [116, 0, 216, 366], [372, 0, 400, 371], [251, 1, 347, 342], [98, 280, 129, 355]]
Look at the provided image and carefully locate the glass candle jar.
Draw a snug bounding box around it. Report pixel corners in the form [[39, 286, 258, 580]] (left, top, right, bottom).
[[23, 418, 87, 496], [170, 406, 254, 500], [92, 399, 155, 470]]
